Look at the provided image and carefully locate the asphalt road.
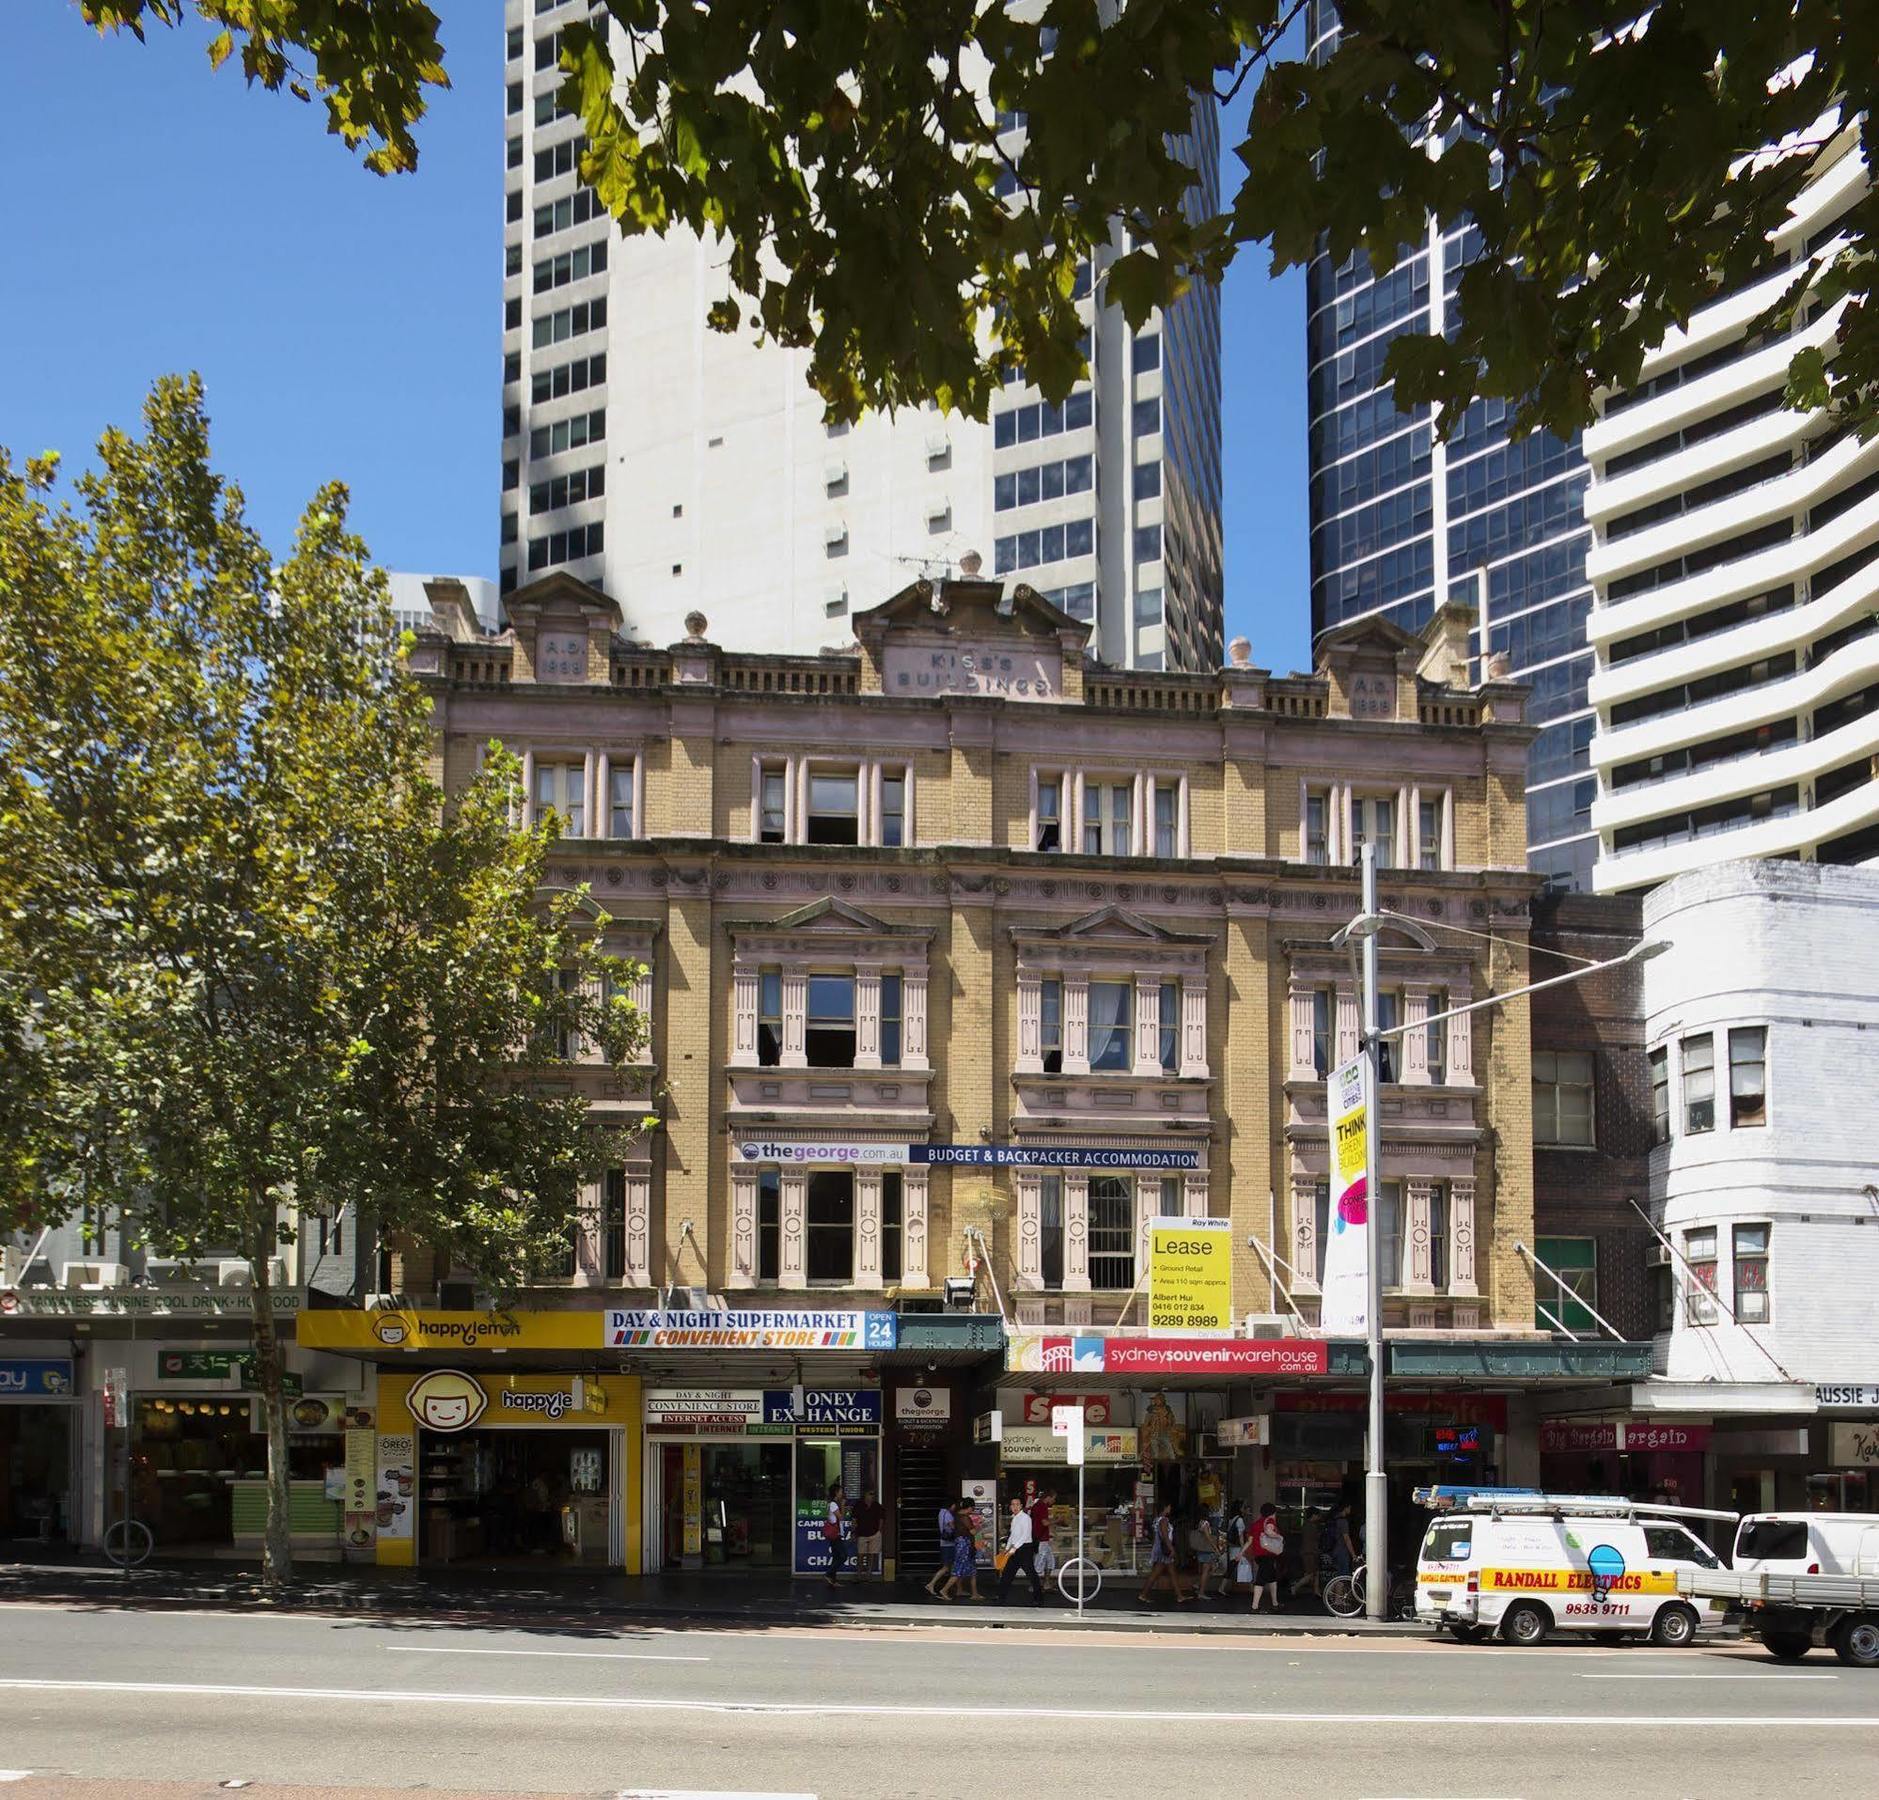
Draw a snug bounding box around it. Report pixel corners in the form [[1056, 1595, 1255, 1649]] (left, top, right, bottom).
[[0, 1603, 1873, 1799]]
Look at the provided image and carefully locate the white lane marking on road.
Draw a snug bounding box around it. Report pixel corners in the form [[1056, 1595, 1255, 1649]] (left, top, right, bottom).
[[387, 1644, 708, 1663], [1578, 1672, 1837, 1681], [0, 1679, 1871, 1727], [0, 1774, 32, 1783]]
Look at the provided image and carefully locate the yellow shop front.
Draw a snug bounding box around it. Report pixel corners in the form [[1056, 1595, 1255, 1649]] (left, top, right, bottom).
[[372, 1367, 641, 1572]]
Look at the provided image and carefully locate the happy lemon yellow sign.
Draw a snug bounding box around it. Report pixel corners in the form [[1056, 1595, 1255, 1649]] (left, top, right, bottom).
[[1147, 1217, 1234, 1332]]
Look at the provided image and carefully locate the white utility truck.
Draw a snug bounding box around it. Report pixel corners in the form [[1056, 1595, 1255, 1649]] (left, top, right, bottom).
[[1676, 1511, 1879, 1667]]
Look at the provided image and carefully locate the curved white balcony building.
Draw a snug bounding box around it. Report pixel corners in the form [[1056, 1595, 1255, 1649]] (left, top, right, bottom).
[[1586, 126, 1879, 892]]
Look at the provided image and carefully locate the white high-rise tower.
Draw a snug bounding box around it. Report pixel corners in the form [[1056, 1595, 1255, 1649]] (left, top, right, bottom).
[[500, 2, 1222, 668]]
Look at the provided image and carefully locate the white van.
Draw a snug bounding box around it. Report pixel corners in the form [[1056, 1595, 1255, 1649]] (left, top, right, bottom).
[[1416, 1493, 1731, 1646], [1734, 1512, 1879, 1578]]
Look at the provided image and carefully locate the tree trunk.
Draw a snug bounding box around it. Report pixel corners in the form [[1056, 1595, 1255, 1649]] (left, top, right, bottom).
[[249, 1219, 295, 1590]]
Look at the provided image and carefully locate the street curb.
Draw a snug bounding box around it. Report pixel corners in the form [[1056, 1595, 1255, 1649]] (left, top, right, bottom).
[[0, 1568, 1424, 1640]]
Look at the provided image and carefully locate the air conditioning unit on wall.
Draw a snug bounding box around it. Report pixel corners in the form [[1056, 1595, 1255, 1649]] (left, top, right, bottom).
[[61, 1261, 128, 1290], [1243, 1313, 1298, 1339]]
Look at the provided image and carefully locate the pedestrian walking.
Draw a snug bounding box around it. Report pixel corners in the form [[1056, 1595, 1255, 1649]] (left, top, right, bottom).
[[852, 1486, 884, 1577], [1029, 1487, 1057, 1583], [1195, 1502, 1236, 1601], [1136, 1501, 1193, 1606], [939, 1496, 982, 1602], [1251, 1502, 1285, 1613], [1329, 1500, 1358, 1580], [924, 1496, 958, 1597], [822, 1481, 849, 1587], [997, 1496, 1045, 1604]]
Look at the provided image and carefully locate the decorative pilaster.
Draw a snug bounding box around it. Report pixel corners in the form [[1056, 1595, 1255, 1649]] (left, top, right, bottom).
[[1063, 1173, 1090, 1292], [902, 1168, 929, 1287], [1070, 770, 1086, 852], [902, 969, 930, 1070], [582, 750, 598, 837], [1016, 1172, 1043, 1291], [1135, 1176, 1157, 1271], [855, 1169, 883, 1288], [1335, 987, 1361, 1066], [1447, 986, 1474, 1084], [1405, 1177, 1438, 1293], [854, 963, 883, 1068], [780, 966, 808, 1068], [1016, 972, 1043, 1073], [729, 1169, 758, 1289], [1133, 977, 1162, 1075], [1291, 1171, 1321, 1293], [595, 751, 610, 839], [1403, 988, 1431, 1083], [572, 1178, 603, 1283], [623, 1171, 652, 1285], [731, 960, 759, 1063], [780, 1170, 807, 1284], [633, 963, 653, 1034], [1447, 1175, 1479, 1296], [1288, 981, 1317, 1080], [1063, 975, 1091, 1074], [1180, 976, 1207, 1077], [1183, 1171, 1209, 1219], [519, 747, 536, 827]]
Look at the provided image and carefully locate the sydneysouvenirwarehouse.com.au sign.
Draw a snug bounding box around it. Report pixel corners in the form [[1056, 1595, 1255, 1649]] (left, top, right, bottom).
[[734, 1140, 1201, 1171]]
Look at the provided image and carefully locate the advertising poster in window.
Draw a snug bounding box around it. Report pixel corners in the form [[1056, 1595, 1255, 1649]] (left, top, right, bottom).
[[1147, 1217, 1233, 1331], [1321, 1056, 1370, 1333], [343, 1427, 378, 1546], [375, 1433, 415, 1544]]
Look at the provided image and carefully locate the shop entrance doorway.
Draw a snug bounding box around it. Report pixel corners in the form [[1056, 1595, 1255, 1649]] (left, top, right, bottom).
[[657, 1440, 793, 1570], [796, 1436, 879, 1576], [0, 1404, 73, 1544], [418, 1427, 614, 1567]]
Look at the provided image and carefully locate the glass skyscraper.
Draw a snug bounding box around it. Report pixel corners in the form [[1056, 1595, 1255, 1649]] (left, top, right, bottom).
[[1304, 1, 1596, 891]]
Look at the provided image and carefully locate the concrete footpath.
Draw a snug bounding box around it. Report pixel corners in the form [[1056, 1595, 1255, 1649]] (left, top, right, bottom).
[[0, 1555, 1425, 1637]]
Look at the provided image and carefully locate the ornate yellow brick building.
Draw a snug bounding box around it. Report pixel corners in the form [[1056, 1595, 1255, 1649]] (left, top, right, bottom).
[[409, 568, 1539, 1332]]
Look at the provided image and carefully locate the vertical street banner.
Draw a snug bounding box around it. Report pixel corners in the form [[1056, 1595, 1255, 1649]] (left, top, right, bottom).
[[1321, 1055, 1370, 1333], [1148, 1216, 1234, 1331]]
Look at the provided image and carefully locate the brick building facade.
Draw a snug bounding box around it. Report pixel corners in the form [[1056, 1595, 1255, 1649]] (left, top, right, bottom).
[[401, 569, 1543, 1332], [1527, 893, 1654, 1342]]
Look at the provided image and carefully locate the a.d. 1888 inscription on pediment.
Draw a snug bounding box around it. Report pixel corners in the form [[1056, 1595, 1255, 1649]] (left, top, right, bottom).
[[536, 629, 590, 683], [1348, 670, 1396, 720]]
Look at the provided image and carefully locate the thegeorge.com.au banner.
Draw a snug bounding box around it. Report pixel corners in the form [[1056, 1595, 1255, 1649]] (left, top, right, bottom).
[[1320, 1055, 1370, 1334], [731, 1140, 1202, 1170]]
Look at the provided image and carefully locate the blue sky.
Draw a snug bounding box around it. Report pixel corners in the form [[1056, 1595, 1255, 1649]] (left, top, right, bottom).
[[0, 5, 1310, 675]]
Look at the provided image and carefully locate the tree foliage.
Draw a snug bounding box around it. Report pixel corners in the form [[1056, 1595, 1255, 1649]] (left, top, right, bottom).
[[77, 0, 447, 174], [0, 376, 648, 1580], [559, 0, 1879, 437], [69, 2, 1879, 440]]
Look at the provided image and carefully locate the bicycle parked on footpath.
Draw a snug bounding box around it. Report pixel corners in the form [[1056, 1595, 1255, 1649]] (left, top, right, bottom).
[[1324, 1561, 1415, 1620]]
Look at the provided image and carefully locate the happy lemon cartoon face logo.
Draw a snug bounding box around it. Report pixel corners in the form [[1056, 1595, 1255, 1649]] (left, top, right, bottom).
[[406, 1369, 488, 1433], [372, 1316, 409, 1347]]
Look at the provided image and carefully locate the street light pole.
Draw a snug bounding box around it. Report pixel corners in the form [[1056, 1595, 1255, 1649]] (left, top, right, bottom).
[[1330, 877, 1664, 1624], [1358, 842, 1387, 1623]]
